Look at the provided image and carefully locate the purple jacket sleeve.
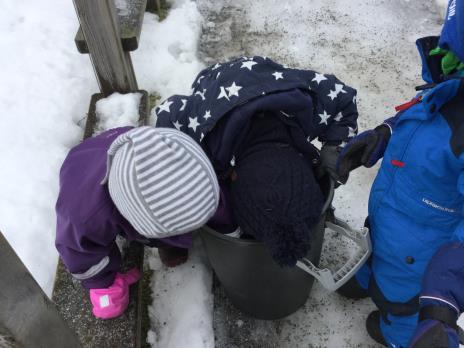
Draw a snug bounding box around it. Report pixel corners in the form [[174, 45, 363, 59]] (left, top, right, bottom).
[[420, 241, 464, 314], [420, 169, 464, 314], [56, 202, 122, 289], [207, 181, 237, 233]]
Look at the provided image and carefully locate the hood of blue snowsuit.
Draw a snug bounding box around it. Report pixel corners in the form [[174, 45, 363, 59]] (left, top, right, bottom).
[[439, 0, 464, 62], [416, 35, 464, 84]]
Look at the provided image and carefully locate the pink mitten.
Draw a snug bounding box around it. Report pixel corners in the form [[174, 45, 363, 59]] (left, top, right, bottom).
[[89, 268, 141, 319]]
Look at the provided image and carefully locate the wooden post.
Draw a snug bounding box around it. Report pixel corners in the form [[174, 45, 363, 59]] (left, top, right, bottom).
[[0, 232, 81, 348], [73, 0, 138, 96], [146, 0, 161, 13]]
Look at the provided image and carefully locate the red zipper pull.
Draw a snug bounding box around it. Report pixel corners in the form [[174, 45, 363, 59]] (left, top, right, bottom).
[[394, 96, 423, 112]]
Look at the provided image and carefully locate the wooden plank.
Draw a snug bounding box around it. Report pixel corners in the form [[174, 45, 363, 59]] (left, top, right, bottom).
[[0, 231, 81, 348], [75, 0, 147, 54], [73, 0, 138, 95]]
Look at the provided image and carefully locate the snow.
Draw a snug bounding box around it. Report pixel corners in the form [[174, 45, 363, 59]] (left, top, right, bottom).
[[146, 240, 214, 348], [115, 0, 130, 16], [436, 0, 450, 15], [133, 2, 215, 346], [0, 0, 95, 295], [0, 335, 13, 348], [1, 0, 462, 346], [95, 92, 142, 134], [132, 0, 205, 102]]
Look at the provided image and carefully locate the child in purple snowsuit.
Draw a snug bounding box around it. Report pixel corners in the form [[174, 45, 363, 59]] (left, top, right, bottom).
[[55, 126, 226, 319]]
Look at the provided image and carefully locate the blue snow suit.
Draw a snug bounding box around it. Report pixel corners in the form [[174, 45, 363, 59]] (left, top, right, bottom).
[[354, 36, 464, 347]]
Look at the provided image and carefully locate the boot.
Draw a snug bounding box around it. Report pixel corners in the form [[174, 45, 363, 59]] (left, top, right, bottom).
[[337, 276, 369, 300], [366, 310, 387, 347], [158, 246, 188, 267]]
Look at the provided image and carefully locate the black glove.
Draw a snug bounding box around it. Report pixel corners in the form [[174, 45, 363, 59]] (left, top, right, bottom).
[[318, 145, 342, 182], [336, 124, 391, 184]]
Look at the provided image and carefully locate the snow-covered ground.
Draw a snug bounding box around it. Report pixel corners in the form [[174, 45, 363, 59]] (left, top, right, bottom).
[[0, 0, 460, 347], [0, 0, 95, 295]]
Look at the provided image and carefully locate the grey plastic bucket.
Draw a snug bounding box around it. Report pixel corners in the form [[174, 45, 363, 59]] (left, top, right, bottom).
[[200, 177, 334, 320]]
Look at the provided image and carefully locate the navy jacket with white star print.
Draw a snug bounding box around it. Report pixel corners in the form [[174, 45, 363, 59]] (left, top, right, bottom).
[[155, 56, 358, 172]]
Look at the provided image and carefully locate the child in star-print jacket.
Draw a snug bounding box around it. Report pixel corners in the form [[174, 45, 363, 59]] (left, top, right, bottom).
[[156, 56, 359, 265], [55, 56, 359, 321], [155, 55, 359, 179]]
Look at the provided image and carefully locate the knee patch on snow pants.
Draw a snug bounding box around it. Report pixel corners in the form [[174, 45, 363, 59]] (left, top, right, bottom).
[[369, 276, 419, 322], [369, 275, 420, 347]]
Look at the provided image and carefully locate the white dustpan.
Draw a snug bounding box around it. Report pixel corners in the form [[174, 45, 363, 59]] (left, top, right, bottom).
[[296, 218, 372, 292]]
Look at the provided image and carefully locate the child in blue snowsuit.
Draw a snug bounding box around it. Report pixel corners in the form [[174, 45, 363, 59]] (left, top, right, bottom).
[[337, 1, 464, 347]]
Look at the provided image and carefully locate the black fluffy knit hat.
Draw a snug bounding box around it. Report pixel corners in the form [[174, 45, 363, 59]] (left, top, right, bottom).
[[230, 115, 324, 266]]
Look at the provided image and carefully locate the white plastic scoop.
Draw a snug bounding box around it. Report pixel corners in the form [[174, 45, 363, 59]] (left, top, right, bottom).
[[296, 218, 372, 292]]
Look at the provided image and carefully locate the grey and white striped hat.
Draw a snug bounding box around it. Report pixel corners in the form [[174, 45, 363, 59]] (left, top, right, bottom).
[[101, 126, 219, 238]]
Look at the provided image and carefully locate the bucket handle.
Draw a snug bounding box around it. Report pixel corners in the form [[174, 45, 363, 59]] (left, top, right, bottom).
[[296, 218, 372, 292], [319, 175, 335, 217]]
